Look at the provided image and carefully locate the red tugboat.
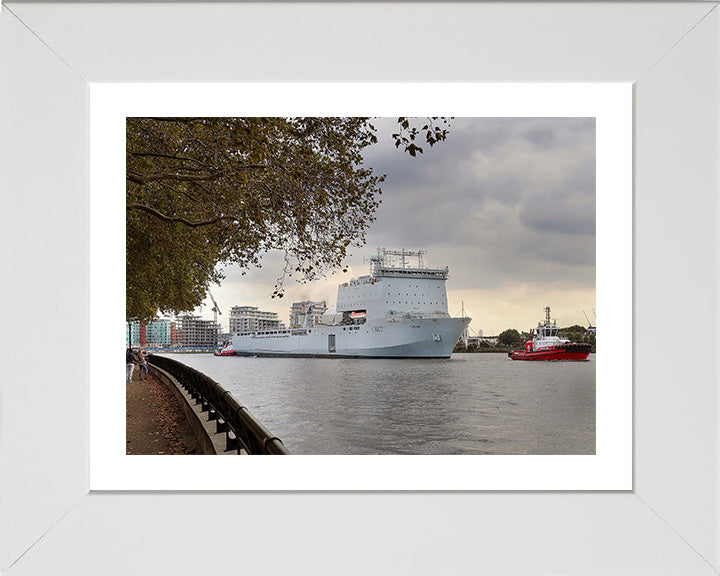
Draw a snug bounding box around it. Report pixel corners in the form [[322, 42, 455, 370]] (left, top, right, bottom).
[[214, 341, 236, 356], [508, 306, 592, 361]]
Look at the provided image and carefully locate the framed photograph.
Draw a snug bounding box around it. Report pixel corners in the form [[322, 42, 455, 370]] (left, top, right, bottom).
[[92, 82, 631, 491], [2, 2, 718, 575]]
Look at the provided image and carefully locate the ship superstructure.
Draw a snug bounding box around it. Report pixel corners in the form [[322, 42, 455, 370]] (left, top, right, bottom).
[[230, 249, 470, 358]]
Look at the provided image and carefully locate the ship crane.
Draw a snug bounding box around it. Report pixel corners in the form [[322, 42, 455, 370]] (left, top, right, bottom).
[[583, 310, 596, 333], [208, 290, 222, 324], [299, 301, 327, 328]]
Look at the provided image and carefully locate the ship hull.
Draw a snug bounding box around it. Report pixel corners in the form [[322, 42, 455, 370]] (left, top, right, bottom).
[[231, 317, 470, 359], [508, 343, 592, 361]]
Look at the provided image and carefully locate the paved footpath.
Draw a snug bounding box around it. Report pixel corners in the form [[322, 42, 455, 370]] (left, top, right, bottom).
[[126, 371, 201, 455]]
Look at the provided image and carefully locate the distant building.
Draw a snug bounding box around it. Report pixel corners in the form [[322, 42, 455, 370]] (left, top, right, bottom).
[[145, 319, 177, 347], [229, 306, 283, 334], [458, 334, 498, 346], [127, 318, 179, 348], [458, 327, 485, 346], [289, 301, 327, 328], [175, 314, 220, 347], [126, 320, 150, 346], [126, 320, 142, 347]]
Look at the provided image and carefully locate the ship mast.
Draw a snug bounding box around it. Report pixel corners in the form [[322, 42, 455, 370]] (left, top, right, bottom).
[[378, 248, 427, 269]]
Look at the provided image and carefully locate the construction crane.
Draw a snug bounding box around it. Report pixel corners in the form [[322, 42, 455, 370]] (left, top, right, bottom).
[[583, 310, 596, 333], [457, 301, 482, 346], [208, 290, 222, 324]]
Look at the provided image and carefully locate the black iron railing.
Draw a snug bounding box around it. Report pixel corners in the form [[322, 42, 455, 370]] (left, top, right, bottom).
[[148, 355, 289, 455]]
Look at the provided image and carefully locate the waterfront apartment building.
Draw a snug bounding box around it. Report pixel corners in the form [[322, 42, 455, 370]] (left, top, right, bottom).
[[175, 314, 221, 347], [145, 319, 177, 347], [289, 301, 327, 328], [126, 320, 144, 347], [126, 318, 179, 347], [229, 306, 283, 334]]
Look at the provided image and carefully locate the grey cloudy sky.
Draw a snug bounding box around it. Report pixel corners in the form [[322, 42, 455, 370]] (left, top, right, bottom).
[[200, 117, 596, 335]]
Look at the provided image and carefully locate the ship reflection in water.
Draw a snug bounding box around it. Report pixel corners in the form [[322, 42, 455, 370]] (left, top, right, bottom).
[[162, 353, 595, 455]]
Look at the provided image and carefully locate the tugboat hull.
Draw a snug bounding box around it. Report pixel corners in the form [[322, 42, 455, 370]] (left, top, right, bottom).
[[214, 345, 236, 356], [508, 343, 591, 361]]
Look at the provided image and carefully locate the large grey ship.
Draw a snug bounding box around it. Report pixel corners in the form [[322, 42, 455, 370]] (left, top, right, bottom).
[[231, 249, 470, 358]]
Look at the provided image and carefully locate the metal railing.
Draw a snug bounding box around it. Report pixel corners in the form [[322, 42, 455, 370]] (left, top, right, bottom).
[[148, 355, 290, 455]]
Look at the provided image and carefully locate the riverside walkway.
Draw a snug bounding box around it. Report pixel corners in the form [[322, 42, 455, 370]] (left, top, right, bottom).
[[127, 356, 290, 455], [126, 372, 201, 455]]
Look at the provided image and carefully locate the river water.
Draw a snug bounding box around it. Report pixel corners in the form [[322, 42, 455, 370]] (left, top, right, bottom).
[[160, 352, 595, 455]]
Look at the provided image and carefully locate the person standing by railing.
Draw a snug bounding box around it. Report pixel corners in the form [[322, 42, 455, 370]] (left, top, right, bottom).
[[126, 348, 137, 383], [137, 348, 148, 380]]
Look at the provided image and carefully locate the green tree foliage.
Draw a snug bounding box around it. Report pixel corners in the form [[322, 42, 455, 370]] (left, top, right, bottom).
[[127, 117, 450, 320], [392, 117, 451, 157], [498, 328, 524, 348], [563, 330, 585, 343], [561, 325, 596, 344]]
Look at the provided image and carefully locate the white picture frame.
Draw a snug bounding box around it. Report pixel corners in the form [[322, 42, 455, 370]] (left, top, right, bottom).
[[1, 2, 718, 575]]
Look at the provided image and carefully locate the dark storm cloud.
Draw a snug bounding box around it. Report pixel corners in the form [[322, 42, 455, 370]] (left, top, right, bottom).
[[357, 117, 596, 290], [525, 128, 556, 148], [520, 190, 595, 236]]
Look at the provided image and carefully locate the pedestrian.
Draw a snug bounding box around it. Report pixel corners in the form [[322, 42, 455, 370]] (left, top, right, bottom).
[[126, 347, 137, 383], [137, 348, 148, 380]]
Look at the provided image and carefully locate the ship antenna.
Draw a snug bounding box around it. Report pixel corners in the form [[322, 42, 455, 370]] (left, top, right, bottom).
[[545, 306, 551, 325]]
